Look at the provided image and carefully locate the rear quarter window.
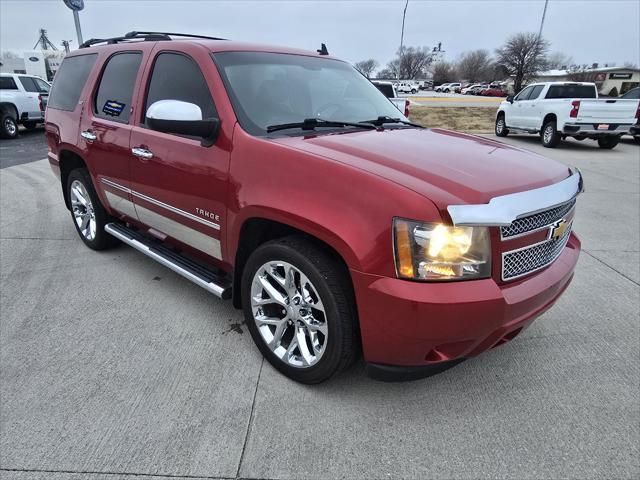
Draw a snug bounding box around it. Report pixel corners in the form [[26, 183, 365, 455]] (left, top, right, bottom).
[[0, 77, 18, 90], [545, 84, 597, 99], [48, 54, 97, 111]]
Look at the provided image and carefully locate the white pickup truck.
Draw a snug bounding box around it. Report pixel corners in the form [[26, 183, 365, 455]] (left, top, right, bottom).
[[495, 81, 640, 149], [0, 73, 50, 139], [371, 81, 410, 117]]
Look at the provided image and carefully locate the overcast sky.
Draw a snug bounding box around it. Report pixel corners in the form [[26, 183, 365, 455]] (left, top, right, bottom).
[[1, 0, 639, 68]]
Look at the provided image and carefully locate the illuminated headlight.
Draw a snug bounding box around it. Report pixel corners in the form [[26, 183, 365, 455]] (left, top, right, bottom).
[[393, 218, 491, 281]]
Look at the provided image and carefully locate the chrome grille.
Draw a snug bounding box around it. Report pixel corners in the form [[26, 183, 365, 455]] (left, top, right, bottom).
[[502, 223, 572, 281], [500, 199, 576, 239]]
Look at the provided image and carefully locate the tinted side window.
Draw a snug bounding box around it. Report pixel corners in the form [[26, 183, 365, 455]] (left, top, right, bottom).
[[0, 77, 18, 90], [48, 54, 97, 111], [622, 88, 640, 99], [35, 78, 50, 93], [94, 53, 142, 123], [19, 77, 40, 92], [545, 84, 597, 99], [528, 85, 544, 100], [145, 52, 216, 125], [515, 86, 533, 101]]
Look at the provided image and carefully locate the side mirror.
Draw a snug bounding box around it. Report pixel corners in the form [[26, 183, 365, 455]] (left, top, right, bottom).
[[146, 100, 220, 146], [506, 95, 514, 103]]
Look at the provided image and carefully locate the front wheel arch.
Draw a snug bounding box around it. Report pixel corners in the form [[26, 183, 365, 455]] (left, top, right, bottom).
[[232, 217, 356, 312]]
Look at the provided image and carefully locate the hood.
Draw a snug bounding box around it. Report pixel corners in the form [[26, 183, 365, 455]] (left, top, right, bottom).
[[272, 128, 570, 212]]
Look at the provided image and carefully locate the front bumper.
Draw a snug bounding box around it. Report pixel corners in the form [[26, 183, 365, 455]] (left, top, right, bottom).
[[351, 233, 580, 369], [563, 122, 631, 136]]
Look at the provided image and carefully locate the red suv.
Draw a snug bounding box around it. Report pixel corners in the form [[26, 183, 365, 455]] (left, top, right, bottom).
[[45, 32, 582, 383]]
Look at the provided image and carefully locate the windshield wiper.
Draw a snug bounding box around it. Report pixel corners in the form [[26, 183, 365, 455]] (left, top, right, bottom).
[[266, 118, 376, 133], [359, 116, 424, 128]]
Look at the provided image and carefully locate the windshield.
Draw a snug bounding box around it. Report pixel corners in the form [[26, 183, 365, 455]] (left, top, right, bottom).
[[213, 51, 406, 135]]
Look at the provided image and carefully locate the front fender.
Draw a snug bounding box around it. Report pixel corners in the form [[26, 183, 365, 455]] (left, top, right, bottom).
[[226, 127, 442, 277]]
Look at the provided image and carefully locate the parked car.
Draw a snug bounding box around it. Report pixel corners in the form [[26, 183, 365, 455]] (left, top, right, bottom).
[[481, 87, 508, 97], [0, 73, 50, 138], [461, 84, 482, 94], [46, 31, 582, 383], [466, 84, 488, 95], [621, 87, 640, 142], [417, 80, 433, 90], [441, 82, 461, 93], [434, 83, 451, 92], [396, 82, 418, 94], [372, 81, 410, 117], [455, 83, 472, 94], [496, 82, 640, 148]]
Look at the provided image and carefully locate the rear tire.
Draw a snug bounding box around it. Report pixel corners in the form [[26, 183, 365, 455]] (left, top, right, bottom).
[[597, 136, 620, 149], [495, 115, 509, 137], [242, 236, 358, 384], [0, 113, 19, 139], [541, 120, 560, 148], [66, 168, 119, 250]]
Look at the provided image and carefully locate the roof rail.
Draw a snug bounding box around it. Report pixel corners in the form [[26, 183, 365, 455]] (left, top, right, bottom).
[[79, 31, 227, 49]]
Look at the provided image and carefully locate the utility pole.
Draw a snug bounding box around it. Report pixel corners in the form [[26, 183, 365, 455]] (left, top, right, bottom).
[[398, 0, 409, 79], [537, 0, 549, 41]]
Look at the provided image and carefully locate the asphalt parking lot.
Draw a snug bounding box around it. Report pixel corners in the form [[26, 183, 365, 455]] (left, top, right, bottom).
[[0, 131, 638, 480]]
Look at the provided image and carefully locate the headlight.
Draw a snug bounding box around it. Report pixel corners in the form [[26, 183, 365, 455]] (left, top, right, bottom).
[[393, 218, 491, 281]]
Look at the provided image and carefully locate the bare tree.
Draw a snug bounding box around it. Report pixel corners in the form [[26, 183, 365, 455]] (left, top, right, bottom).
[[377, 46, 435, 80], [457, 49, 494, 82], [354, 59, 379, 79], [431, 61, 457, 85], [546, 51, 573, 70], [495, 32, 549, 93], [1, 50, 20, 59], [398, 46, 436, 79]]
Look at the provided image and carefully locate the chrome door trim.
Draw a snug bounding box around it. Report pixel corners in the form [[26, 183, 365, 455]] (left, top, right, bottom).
[[447, 169, 583, 227], [99, 178, 220, 230]]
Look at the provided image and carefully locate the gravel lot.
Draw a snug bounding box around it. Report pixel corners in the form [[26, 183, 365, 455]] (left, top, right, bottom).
[[0, 131, 638, 480]]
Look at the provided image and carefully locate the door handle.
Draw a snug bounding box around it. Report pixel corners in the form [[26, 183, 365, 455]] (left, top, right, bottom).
[[131, 147, 153, 160], [81, 130, 96, 142]]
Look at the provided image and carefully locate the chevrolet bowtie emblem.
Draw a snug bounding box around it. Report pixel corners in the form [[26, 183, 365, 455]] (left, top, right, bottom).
[[549, 219, 568, 240]]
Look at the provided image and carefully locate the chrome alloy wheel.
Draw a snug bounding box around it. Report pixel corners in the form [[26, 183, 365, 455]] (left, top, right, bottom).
[[4, 118, 17, 136], [543, 124, 554, 144], [70, 180, 96, 241], [496, 118, 505, 134], [250, 261, 328, 368]]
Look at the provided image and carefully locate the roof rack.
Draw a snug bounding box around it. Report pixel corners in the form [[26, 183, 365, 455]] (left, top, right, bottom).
[[79, 31, 227, 49]]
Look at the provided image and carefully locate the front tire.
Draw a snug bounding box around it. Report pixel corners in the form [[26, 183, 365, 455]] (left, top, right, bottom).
[[66, 169, 119, 250], [242, 236, 358, 384], [541, 120, 561, 148], [0, 113, 19, 139], [495, 115, 509, 137], [597, 136, 620, 149]]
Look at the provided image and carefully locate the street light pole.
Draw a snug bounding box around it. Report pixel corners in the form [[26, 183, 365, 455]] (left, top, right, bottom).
[[73, 10, 83, 45], [63, 0, 85, 47], [398, 0, 409, 79]]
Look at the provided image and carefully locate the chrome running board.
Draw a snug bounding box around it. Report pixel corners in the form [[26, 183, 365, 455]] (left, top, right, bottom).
[[105, 223, 231, 300]]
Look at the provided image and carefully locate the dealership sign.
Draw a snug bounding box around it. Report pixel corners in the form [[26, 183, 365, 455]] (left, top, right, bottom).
[[63, 0, 84, 11], [609, 73, 633, 79]]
